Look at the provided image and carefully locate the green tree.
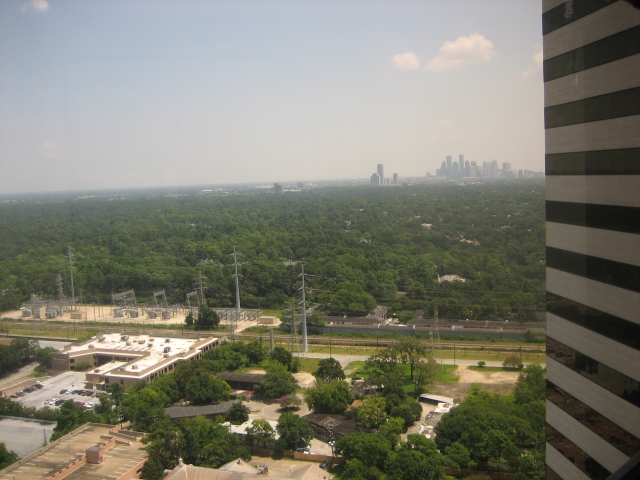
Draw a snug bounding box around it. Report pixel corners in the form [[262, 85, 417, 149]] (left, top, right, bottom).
[[312, 357, 346, 382], [35, 346, 55, 370], [394, 337, 428, 381], [142, 417, 184, 477], [0, 442, 18, 469], [185, 311, 194, 326], [341, 459, 386, 480], [51, 400, 99, 441], [95, 393, 119, 424], [276, 412, 314, 451], [246, 419, 276, 447], [185, 372, 230, 405], [335, 432, 392, 471], [513, 364, 545, 405], [195, 304, 220, 330], [254, 370, 298, 401], [120, 388, 170, 432], [385, 449, 445, 480], [149, 374, 181, 404], [226, 401, 249, 425], [445, 441, 476, 472], [414, 357, 439, 396], [357, 396, 387, 429], [270, 346, 293, 370], [378, 417, 404, 447], [503, 355, 523, 369], [390, 398, 423, 430], [304, 380, 352, 414], [278, 395, 302, 410], [107, 382, 125, 408]]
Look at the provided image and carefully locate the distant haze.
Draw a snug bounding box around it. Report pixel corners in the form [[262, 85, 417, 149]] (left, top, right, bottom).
[[0, 1, 543, 195]]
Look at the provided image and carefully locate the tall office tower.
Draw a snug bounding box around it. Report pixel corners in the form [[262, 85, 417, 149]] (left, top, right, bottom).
[[459, 154, 464, 166], [370, 173, 379, 186], [470, 161, 477, 178], [503, 162, 511, 173], [273, 183, 284, 195], [483, 161, 490, 177], [446, 155, 452, 175], [437, 161, 447, 177], [490, 160, 498, 178], [464, 160, 471, 177], [452, 161, 460, 178], [392, 173, 398, 184], [377, 164, 384, 186], [543, 2, 640, 479]]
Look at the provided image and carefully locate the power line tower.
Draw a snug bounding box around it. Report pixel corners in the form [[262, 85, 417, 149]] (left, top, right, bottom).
[[56, 274, 64, 302], [430, 305, 444, 369], [299, 264, 312, 353], [231, 246, 247, 340], [66, 246, 76, 310], [269, 327, 274, 352], [193, 272, 208, 306]]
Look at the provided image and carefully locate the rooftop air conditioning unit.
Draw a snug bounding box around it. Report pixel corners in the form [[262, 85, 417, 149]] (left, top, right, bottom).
[[164, 353, 170, 358], [132, 365, 138, 370], [126, 341, 131, 346], [148, 343, 153, 347], [89, 344, 95, 348], [95, 369, 100, 373], [165, 339, 171, 343]]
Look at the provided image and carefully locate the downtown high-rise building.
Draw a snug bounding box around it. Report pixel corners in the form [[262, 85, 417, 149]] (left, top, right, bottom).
[[543, 1, 640, 479], [446, 155, 452, 174], [377, 164, 384, 186]]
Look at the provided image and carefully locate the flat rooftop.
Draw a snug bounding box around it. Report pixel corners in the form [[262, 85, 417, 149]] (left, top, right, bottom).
[[64, 333, 218, 375], [0, 423, 147, 480]]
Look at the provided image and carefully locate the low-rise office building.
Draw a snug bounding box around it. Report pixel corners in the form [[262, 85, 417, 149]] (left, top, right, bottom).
[[51, 333, 220, 390]]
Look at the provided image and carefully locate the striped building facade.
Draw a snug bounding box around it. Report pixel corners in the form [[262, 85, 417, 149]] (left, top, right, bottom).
[[543, 1, 640, 479]]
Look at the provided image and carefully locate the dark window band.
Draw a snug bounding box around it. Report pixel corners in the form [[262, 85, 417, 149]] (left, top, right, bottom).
[[547, 422, 611, 479], [546, 201, 640, 234], [544, 25, 640, 82], [547, 246, 640, 293], [546, 292, 640, 351], [543, 0, 620, 35], [545, 87, 640, 129], [547, 336, 640, 408], [547, 379, 640, 457], [546, 148, 640, 175]]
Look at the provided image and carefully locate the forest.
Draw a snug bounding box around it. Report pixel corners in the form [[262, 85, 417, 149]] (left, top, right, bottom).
[[0, 180, 545, 319]]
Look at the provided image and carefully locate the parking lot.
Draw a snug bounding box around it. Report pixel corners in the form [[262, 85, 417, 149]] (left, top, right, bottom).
[[11, 371, 101, 410]]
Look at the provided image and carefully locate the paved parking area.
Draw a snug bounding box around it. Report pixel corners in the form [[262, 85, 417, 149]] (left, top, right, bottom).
[[0, 417, 56, 457], [14, 371, 98, 410]]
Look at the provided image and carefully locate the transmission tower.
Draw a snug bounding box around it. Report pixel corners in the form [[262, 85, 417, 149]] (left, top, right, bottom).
[[56, 274, 64, 302], [193, 272, 208, 306], [269, 327, 274, 352], [430, 305, 444, 369], [67, 246, 76, 310], [299, 264, 310, 353], [231, 246, 247, 340]]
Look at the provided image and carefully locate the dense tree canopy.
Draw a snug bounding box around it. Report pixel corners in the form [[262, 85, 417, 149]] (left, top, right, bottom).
[[312, 357, 346, 382], [0, 182, 544, 319], [304, 380, 352, 414]]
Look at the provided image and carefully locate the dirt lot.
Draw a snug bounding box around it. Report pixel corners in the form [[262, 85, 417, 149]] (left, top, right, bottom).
[[428, 365, 521, 402]]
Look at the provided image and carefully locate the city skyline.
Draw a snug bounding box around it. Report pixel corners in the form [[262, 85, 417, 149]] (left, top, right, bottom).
[[0, 0, 544, 195]]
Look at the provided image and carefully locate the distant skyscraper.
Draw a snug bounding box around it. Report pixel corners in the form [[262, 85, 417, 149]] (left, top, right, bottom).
[[446, 155, 452, 175], [273, 183, 284, 194], [483, 161, 490, 178], [464, 161, 470, 177], [452, 161, 460, 178], [458, 154, 464, 166], [542, 2, 640, 479], [470, 161, 477, 178], [392, 173, 398, 185], [437, 161, 447, 177], [490, 161, 498, 178], [377, 164, 384, 186], [370, 173, 379, 186]]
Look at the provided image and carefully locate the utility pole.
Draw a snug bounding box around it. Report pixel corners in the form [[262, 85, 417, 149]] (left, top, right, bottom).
[[67, 246, 76, 311], [299, 264, 308, 353]]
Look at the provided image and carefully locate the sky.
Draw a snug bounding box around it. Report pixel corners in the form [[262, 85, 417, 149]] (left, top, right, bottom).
[[0, 0, 544, 195]]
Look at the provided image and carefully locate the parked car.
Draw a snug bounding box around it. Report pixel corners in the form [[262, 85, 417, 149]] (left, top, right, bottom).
[[16, 391, 25, 397], [54, 399, 66, 406], [71, 390, 79, 394], [75, 401, 85, 407], [60, 389, 69, 394], [35, 383, 44, 389], [9, 394, 18, 399]]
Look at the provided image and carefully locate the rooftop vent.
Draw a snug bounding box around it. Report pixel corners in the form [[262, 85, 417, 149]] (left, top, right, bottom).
[[165, 339, 171, 343], [88, 344, 95, 348]]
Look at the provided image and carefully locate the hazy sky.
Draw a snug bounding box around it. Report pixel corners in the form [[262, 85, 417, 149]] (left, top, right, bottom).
[[0, 0, 544, 194]]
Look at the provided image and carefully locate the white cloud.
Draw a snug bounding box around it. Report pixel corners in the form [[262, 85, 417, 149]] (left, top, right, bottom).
[[21, 0, 49, 13], [522, 44, 543, 78], [392, 52, 420, 71], [425, 34, 495, 72]]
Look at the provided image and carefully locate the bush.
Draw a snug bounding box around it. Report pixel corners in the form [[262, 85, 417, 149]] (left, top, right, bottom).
[[73, 361, 93, 371], [503, 355, 523, 369], [477, 361, 486, 368]]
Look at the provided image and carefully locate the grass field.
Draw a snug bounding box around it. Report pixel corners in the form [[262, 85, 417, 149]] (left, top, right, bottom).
[[347, 361, 459, 392]]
